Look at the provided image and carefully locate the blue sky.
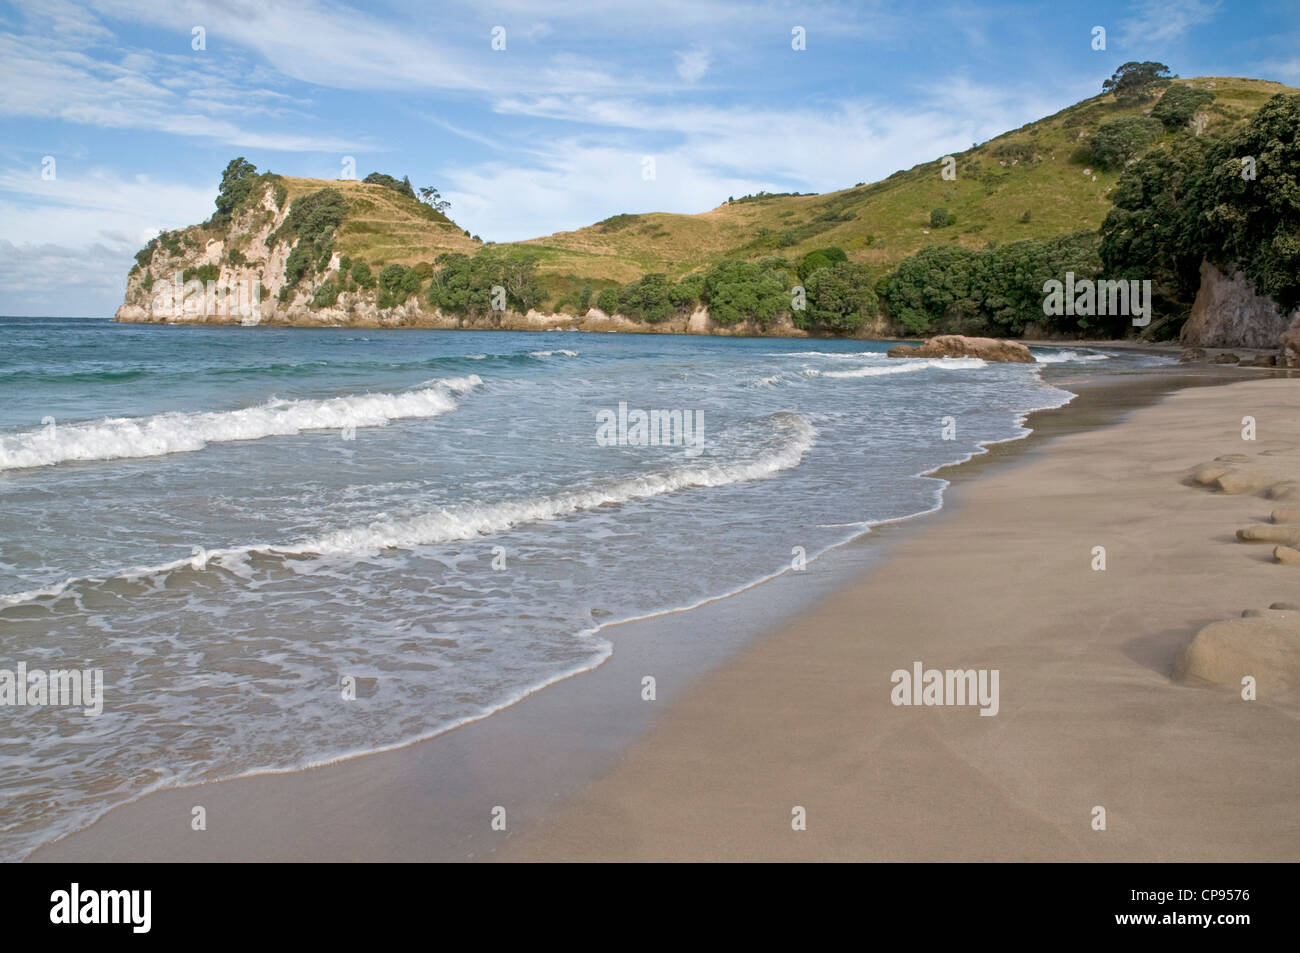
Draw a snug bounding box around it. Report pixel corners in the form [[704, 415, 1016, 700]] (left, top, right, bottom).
[[1, 0, 1297, 316]]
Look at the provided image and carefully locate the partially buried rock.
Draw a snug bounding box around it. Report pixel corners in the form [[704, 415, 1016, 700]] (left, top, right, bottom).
[[886, 334, 1035, 363], [1211, 352, 1240, 364], [1236, 524, 1300, 546], [1180, 347, 1206, 362], [1276, 545, 1300, 565], [1176, 613, 1300, 694]]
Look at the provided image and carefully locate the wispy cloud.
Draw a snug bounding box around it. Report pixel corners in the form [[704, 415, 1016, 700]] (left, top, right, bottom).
[[675, 49, 712, 83], [1119, 0, 1221, 49]]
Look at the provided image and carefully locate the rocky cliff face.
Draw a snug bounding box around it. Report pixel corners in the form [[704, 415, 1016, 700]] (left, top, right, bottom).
[[114, 185, 831, 336], [1181, 260, 1299, 350]]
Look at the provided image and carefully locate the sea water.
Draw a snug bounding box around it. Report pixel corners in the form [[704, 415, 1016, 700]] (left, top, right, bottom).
[[0, 316, 1171, 857]]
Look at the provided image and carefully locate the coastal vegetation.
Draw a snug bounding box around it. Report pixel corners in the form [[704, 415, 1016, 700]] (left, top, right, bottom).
[[121, 71, 1300, 340]]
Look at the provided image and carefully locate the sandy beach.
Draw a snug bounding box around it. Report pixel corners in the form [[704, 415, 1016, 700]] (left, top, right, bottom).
[[30, 368, 1300, 862]]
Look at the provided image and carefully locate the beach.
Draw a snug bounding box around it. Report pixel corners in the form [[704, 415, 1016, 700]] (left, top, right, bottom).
[[28, 364, 1299, 863]]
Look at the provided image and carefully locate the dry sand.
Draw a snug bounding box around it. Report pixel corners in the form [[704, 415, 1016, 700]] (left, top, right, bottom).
[[31, 373, 1300, 862]]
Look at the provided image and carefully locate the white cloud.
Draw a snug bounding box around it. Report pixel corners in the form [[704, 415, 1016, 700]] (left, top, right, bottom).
[[0, 32, 366, 152], [1119, 0, 1221, 49], [0, 239, 136, 316], [675, 49, 712, 83], [446, 77, 1068, 241]]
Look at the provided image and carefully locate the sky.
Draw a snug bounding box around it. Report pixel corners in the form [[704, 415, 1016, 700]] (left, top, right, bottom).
[[0, 0, 1297, 317]]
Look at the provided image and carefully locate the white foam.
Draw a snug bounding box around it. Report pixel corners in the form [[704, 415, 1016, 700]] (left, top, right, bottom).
[[1030, 349, 1110, 364], [296, 414, 816, 555], [529, 349, 579, 358], [0, 376, 481, 471], [1, 414, 817, 609], [805, 357, 987, 378], [763, 350, 886, 359]]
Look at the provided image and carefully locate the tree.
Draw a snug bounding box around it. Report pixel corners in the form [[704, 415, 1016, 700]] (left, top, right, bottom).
[[419, 185, 451, 214], [1102, 61, 1174, 106], [212, 157, 259, 224]]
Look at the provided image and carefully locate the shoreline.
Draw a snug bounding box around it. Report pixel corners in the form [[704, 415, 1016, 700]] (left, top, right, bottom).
[[28, 363, 1294, 861]]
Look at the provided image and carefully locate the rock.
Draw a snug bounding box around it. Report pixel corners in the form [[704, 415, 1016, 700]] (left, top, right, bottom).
[[1271, 506, 1300, 524], [1280, 327, 1300, 368], [1211, 352, 1240, 364], [886, 335, 1035, 363], [1275, 545, 1300, 565], [1270, 602, 1300, 611], [1250, 353, 1278, 367], [1236, 524, 1300, 546], [1181, 259, 1298, 349], [1176, 613, 1300, 693], [1242, 609, 1267, 618], [1180, 347, 1206, 362]]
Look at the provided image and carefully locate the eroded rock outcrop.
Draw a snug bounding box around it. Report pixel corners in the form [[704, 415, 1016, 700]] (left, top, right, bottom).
[[1181, 260, 1298, 349], [887, 334, 1035, 363]]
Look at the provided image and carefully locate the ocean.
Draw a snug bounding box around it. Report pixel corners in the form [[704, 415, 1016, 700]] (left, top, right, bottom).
[[0, 316, 1172, 857]]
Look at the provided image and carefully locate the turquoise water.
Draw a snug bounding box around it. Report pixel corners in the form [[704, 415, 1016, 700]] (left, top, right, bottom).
[[0, 317, 1170, 857]]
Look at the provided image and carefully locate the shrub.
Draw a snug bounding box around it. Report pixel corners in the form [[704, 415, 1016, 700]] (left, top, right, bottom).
[[930, 207, 956, 228], [427, 248, 544, 316], [350, 260, 375, 289], [1152, 84, 1216, 130], [377, 264, 422, 308], [670, 273, 706, 311], [311, 281, 340, 308], [797, 246, 848, 282], [595, 287, 620, 314], [702, 259, 790, 327], [362, 172, 416, 199], [803, 262, 877, 333], [182, 264, 219, 284], [276, 188, 347, 287], [1090, 116, 1164, 170], [617, 273, 674, 322], [576, 284, 592, 311]]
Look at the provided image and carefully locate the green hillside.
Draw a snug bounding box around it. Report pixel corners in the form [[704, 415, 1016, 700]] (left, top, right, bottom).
[[122, 71, 1299, 338], [512, 77, 1294, 292]]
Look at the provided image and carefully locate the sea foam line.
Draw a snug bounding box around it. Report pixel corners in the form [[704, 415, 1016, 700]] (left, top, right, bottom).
[[805, 357, 987, 378], [0, 376, 481, 471], [1, 413, 817, 606]]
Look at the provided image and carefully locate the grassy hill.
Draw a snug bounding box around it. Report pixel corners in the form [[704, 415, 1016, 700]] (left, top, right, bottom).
[[279, 176, 482, 264], [507, 77, 1295, 297], [123, 74, 1298, 335]]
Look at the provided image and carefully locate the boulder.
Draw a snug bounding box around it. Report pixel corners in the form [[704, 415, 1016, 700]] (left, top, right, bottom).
[[1210, 352, 1240, 364], [1280, 327, 1300, 368], [1180, 347, 1206, 362], [1175, 613, 1300, 694], [886, 334, 1035, 363]]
